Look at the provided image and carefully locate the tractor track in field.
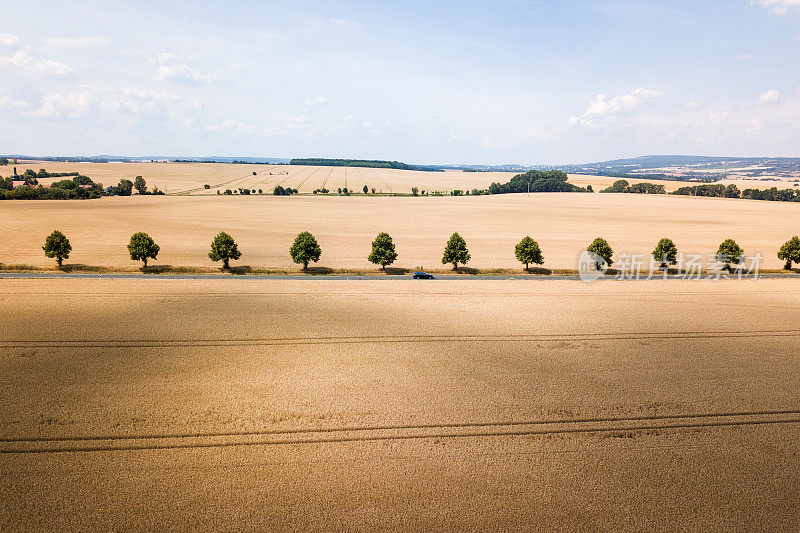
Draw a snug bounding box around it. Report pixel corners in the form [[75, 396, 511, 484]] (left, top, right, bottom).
[[172, 168, 271, 195], [294, 167, 321, 191], [4, 328, 800, 349], [2, 410, 798, 454]]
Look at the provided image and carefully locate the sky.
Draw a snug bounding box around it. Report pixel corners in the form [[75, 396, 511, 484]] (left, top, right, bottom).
[[2, 0, 800, 165]]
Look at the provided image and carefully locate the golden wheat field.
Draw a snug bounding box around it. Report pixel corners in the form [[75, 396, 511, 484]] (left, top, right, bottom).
[[9, 160, 796, 195], [1, 278, 799, 530], [12, 160, 516, 195], [2, 192, 800, 270]]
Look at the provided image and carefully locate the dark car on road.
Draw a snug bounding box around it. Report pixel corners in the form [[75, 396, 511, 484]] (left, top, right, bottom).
[[412, 271, 435, 279]]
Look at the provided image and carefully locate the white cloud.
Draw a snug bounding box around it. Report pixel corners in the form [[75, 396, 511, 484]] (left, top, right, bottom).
[[0, 46, 73, 76], [752, 0, 800, 14], [757, 89, 781, 104], [32, 91, 93, 119], [152, 52, 217, 84], [738, 54, 752, 60], [0, 33, 19, 47], [570, 87, 664, 126], [747, 118, 764, 134], [204, 119, 253, 135], [43, 36, 107, 49], [0, 95, 29, 110], [29, 87, 195, 120], [710, 111, 728, 125], [305, 96, 329, 105], [685, 101, 701, 109]]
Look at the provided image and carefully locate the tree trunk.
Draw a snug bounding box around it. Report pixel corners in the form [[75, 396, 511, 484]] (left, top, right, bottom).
[[452, 263, 458, 271], [525, 263, 529, 271], [223, 258, 229, 270], [303, 261, 308, 271], [382, 264, 386, 271], [57, 257, 63, 267], [143, 258, 148, 268], [785, 260, 792, 271]]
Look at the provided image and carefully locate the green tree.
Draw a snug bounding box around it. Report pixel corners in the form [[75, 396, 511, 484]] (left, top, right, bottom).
[[411, 187, 419, 196], [442, 232, 470, 271], [368, 232, 398, 270], [208, 232, 242, 270], [290, 231, 322, 270], [116, 179, 133, 196], [363, 185, 369, 194], [587, 237, 614, 269], [652, 238, 678, 268], [128, 232, 159, 268], [134, 176, 147, 194], [42, 230, 71, 267], [715, 238, 744, 271], [514, 236, 544, 271], [778, 236, 800, 270]]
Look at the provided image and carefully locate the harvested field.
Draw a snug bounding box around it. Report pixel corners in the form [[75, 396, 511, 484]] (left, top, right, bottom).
[[2, 193, 800, 270], [1, 278, 799, 530], [12, 161, 797, 196], [12, 161, 516, 195]]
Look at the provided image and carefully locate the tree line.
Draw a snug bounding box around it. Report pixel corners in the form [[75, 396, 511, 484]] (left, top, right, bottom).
[[0, 170, 163, 200], [34, 230, 800, 273], [289, 158, 442, 172], [670, 183, 800, 202]]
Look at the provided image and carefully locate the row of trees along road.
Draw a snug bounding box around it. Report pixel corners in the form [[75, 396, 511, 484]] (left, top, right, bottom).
[[37, 231, 800, 272]]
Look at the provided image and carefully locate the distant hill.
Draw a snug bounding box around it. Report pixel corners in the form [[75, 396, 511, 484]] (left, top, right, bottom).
[[537, 155, 800, 181]]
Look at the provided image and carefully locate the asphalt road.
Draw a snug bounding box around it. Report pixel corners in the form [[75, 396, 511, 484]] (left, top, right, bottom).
[[0, 272, 794, 281]]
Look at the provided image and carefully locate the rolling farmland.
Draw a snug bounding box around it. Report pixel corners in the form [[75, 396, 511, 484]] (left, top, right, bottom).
[[11, 160, 800, 196]]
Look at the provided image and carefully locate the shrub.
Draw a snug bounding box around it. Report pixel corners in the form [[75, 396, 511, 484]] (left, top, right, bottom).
[[442, 232, 470, 271], [368, 232, 398, 270], [208, 232, 242, 270], [515, 236, 544, 270], [42, 230, 71, 267], [290, 231, 322, 271], [128, 232, 159, 268]]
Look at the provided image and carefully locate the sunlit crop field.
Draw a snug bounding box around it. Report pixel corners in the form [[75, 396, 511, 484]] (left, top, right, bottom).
[[1, 278, 799, 530], [2, 192, 800, 270], [12, 160, 516, 195], [11, 160, 798, 196]]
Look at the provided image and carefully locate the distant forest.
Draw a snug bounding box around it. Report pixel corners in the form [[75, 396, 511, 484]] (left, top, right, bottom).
[[289, 158, 442, 172]]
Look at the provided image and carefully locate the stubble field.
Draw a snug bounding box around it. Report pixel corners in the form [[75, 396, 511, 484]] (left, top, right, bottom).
[[11, 160, 798, 195], [1, 278, 799, 530], [2, 192, 800, 270]]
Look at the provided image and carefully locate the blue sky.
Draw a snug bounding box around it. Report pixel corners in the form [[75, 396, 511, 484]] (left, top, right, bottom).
[[1, 0, 800, 164]]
